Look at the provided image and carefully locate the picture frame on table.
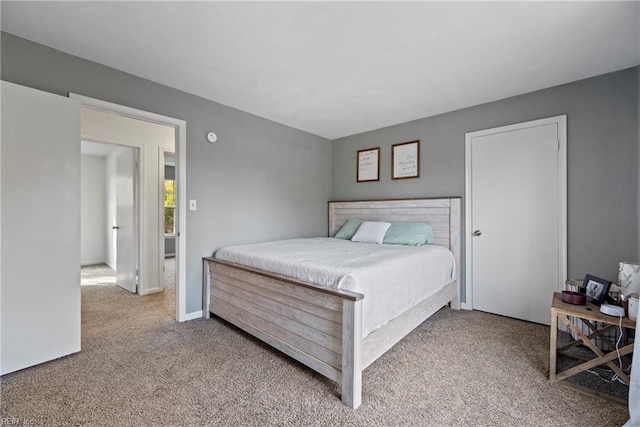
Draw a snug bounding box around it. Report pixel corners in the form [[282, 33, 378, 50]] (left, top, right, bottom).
[[580, 274, 612, 306]]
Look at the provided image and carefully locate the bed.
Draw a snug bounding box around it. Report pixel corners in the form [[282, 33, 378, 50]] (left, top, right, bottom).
[[203, 198, 461, 408]]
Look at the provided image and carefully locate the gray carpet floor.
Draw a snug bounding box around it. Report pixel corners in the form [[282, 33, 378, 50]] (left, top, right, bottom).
[[0, 265, 632, 426]]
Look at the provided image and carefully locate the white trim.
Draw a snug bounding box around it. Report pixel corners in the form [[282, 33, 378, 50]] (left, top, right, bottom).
[[464, 115, 567, 309], [158, 147, 167, 291], [159, 148, 177, 293], [158, 147, 169, 289], [70, 93, 189, 322], [183, 310, 203, 321]]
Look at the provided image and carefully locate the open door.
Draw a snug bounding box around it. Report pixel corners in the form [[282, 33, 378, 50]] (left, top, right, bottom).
[[1, 81, 81, 374], [115, 149, 138, 293]]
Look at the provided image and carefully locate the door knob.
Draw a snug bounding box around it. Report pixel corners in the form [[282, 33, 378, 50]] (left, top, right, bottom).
[[473, 230, 482, 237], [112, 226, 120, 230]]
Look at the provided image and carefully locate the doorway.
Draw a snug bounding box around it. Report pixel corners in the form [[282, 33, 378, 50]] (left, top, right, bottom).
[[76, 94, 188, 321], [80, 141, 141, 294], [464, 115, 567, 325], [72, 93, 188, 321]]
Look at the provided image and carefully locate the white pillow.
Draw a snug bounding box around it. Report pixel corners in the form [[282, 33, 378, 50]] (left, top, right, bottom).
[[351, 221, 391, 244]]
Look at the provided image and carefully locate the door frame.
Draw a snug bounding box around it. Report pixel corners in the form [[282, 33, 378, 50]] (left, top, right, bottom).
[[70, 93, 191, 322], [464, 115, 567, 310], [159, 148, 176, 290]]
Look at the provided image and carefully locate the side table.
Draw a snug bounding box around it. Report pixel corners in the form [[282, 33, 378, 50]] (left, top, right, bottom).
[[550, 292, 635, 404]]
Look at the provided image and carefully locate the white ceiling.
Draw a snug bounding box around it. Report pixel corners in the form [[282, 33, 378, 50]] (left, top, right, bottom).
[[2, 1, 639, 140]]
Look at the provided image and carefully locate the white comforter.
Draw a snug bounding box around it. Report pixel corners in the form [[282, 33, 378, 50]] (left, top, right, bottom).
[[214, 237, 456, 336]]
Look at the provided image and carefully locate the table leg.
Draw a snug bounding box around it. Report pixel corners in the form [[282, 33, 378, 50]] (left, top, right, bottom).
[[550, 309, 558, 381]]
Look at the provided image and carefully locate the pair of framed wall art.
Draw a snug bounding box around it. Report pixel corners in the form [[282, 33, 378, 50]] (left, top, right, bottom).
[[357, 140, 419, 182]]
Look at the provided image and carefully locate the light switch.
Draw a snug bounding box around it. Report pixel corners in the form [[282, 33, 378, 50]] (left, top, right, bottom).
[[189, 199, 197, 211]]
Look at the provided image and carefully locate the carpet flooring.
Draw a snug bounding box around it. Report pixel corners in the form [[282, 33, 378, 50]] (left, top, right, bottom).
[[0, 267, 631, 426]]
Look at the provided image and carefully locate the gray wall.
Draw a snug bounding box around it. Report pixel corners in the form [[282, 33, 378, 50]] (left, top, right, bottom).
[[3, 31, 637, 312], [1, 33, 332, 315], [333, 67, 639, 300]]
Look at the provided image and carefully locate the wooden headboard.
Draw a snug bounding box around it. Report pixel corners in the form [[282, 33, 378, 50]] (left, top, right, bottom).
[[328, 198, 461, 284]]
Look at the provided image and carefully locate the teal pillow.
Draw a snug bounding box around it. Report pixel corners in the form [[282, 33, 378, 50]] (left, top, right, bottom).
[[383, 222, 435, 246], [334, 219, 363, 240]]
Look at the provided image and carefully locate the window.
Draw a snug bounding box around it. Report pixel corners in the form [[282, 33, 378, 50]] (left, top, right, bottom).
[[164, 179, 175, 234]]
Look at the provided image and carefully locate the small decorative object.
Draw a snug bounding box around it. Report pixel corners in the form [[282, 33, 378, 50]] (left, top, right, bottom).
[[392, 140, 419, 179], [618, 261, 640, 298], [561, 290, 586, 305], [580, 274, 611, 306], [357, 147, 380, 182]]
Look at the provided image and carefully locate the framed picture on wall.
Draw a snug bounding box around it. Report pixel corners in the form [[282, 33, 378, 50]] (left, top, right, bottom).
[[357, 147, 380, 182], [392, 140, 420, 179]]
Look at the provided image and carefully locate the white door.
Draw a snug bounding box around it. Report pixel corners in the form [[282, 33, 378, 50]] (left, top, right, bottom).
[[466, 116, 566, 325], [1, 81, 81, 374], [115, 149, 138, 293]]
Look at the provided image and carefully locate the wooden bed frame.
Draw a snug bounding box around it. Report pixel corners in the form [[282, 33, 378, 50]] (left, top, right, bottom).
[[203, 198, 461, 408]]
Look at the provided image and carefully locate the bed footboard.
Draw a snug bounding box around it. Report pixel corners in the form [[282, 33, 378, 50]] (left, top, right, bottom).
[[204, 258, 365, 408]]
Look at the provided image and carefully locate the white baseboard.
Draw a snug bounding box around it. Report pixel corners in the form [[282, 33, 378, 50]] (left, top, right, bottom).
[[183, 310, 203, 321], [81, 260, 108, 267], [461, 302, 472, 310]]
